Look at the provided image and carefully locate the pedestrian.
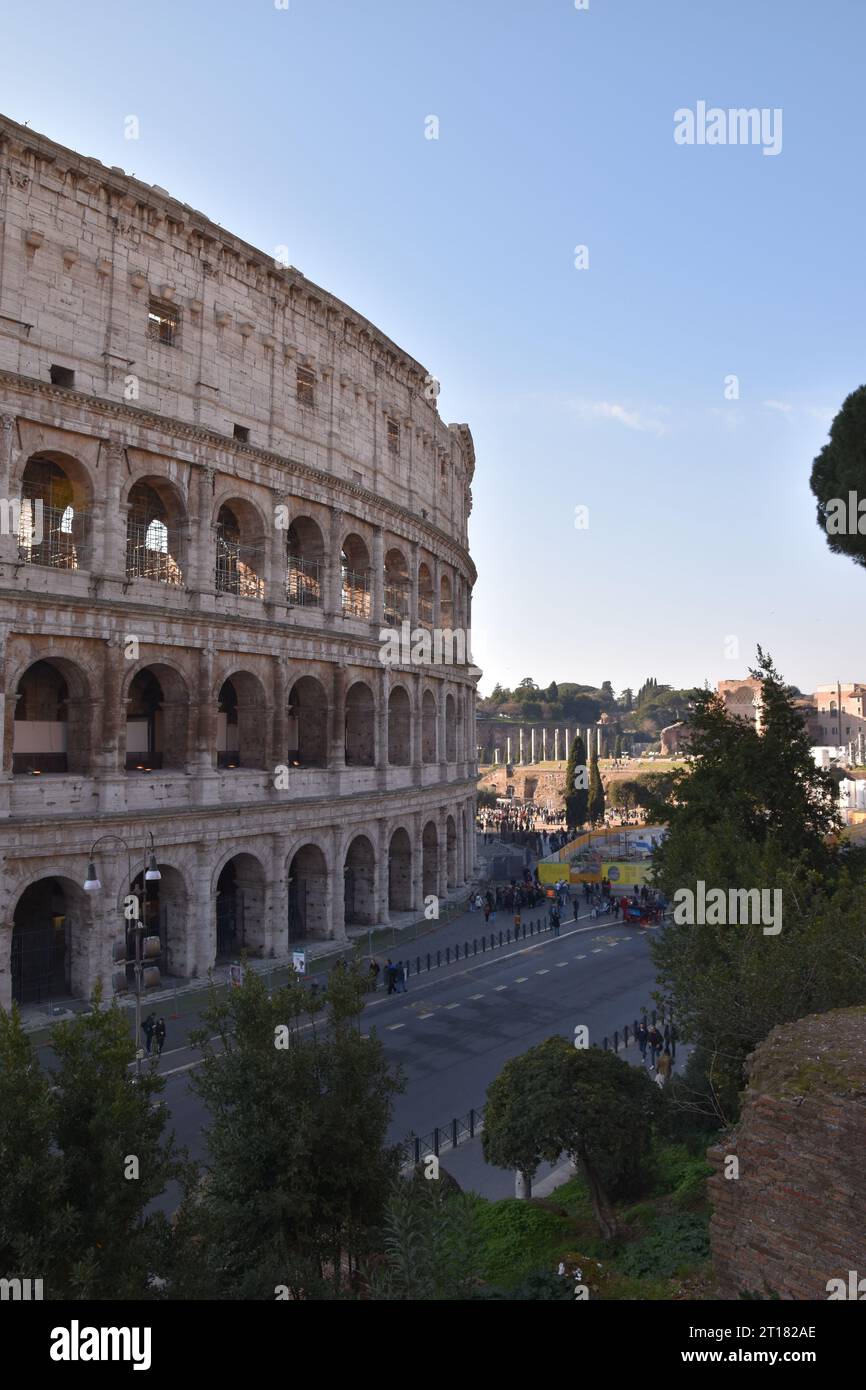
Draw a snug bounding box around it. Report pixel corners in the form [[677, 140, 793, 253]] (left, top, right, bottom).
[[637, 1021, 649, 1060], [514, 909, 521, 935], [385, 957, 396, 994], [369, 959, 380, 992], [483, 902, 491, 924], [474, 893, 483, 913], [396, 961, 408, 993], [552, 908, 561, 936], [154, 1017, 167, 1057], [648, 1024, 663, 1067], [656, 1047, 673, 1086], [141, 1012, 156, 1056], [668, 1020, 678, 1060]]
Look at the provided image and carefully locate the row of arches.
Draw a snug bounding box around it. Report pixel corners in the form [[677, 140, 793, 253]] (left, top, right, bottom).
[[14, 454, 469, 623], [10, 658, 473, 774], [7, 815, 470, 1005]]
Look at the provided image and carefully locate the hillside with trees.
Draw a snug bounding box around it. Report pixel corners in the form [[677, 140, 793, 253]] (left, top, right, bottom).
[[480, 677, 702, 752]]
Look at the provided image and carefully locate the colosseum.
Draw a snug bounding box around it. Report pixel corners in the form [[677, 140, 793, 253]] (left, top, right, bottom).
[[0, 114, 479, 1011]]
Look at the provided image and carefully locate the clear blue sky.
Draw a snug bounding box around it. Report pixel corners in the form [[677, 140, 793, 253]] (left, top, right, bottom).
[[4, 0, 864, 697]]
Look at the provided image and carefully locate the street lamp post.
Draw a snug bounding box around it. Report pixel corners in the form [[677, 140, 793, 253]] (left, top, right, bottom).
[[83, 831, 161, 1077]]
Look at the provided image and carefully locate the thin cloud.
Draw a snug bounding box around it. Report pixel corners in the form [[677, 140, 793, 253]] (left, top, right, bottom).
[[763, 399, 793, 413], [569, 399, 668, 437]]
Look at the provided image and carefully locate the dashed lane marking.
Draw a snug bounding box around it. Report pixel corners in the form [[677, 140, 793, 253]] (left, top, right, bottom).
[[387, 1023, 405, 1030], [444, 1002, 459, 1010], [494, 985, 507, 991], [536, 969, 550, 975], [556, 961, 569, 968], [515, 976, 528, 983], [470, 993, 484, 1000], [419, 1013, 435, 1020]]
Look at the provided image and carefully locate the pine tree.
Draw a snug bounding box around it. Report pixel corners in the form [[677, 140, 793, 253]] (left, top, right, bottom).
[[588, 752, 605, 825], [563, 735, 588, 829]]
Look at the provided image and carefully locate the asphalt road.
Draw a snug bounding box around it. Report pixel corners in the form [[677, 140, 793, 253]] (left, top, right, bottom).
[[147, 909, 660, 1206]]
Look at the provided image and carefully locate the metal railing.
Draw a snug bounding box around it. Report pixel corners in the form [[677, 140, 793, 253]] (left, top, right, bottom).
[[404, 1106, 485, 1166], [287, 554, 321, 607], [342, 566, 371, 618], [215, 536, 265, 599], [17, 500, 91, 570], [126, 519, 184, 586], [383, 580, 410, 626]]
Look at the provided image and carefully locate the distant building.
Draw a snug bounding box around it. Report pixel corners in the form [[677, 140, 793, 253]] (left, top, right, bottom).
[[660, 721, 691, 756], [717, 677, 763, 730], [812, 683, 866, 746]]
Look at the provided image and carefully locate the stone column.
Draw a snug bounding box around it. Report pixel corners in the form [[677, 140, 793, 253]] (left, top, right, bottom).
[[530, 727, 536, 762], [0, 621, 12, 818], [494, 747, 500, 764], [376, 818, 391, 925], [409, 540, 420, 630], [456, 809, 466, 885], [192, 646, 219, 803], [270, 657, 287, 774], [189, 464, 216, 598], [0, 921, 12, 1011], [432, 557, 442, 629], [597, 727, 602, 757], [190, 843, 215, 977], [554, 729, 560, 761], [329, 662, 347, 769], [0, 415, 19, 568], [96, 442, 127, 582], [541, 728, 547, 761], [326, 507, 344, 620], [438, 680, 448, 772], [267, 835, 289, 959], [437, 807, 448, 901], [376, 666, 389, 788], [518, 727, 525, 764], [564, 728, 570, 756], [331, 828, 346, 941], [506, 735, 512, 764], [411, 671, 423, 785], [267, 491, 289, 617], [98, 639, 126, 811], [371, 525, 385, 629], [410, 810, 422, 911]]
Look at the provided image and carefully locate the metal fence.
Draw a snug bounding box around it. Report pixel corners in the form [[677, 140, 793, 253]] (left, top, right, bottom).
[[404, 1106, 486, 1166], [380, 912, 562, 986]]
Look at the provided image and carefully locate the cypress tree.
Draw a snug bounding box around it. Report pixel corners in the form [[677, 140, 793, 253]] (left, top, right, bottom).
[[588, 752, 605, 825], [563, 735, 588, 830]]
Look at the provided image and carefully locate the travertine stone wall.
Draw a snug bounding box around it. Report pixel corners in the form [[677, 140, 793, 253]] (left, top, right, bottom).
[[0, 115, 480, 1009]]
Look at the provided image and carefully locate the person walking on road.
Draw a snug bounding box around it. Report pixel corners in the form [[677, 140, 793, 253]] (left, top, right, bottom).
[[385, 957, 396, 995], [637, 1021, 649, 1061], [369, 959, 380, 992], [154, 1017, 167, 1057], [648, 1024, 663, 1068], [141, 1012, 156, 1056], [656, 1047, 673, 1086]]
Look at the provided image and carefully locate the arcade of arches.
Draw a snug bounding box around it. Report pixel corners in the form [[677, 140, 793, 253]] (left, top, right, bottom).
[[1, 807, 475, 1009]]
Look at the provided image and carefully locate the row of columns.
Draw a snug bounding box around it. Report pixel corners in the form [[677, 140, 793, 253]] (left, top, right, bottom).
[[492, 724, 607, 764]]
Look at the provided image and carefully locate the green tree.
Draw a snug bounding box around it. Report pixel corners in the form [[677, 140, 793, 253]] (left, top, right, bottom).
[[614, 734, 623, 759], [563, 735, 588, 829], [810, 385, 866, 570], [367, 1177, 481, 1300], [651, 650, 853, 1121], [176, 963, 403, 1299], [588, 752, 605, 825], [483, 1038, 658, 1239], [0, 1006, 69, 1286], [48, 984, 185, 1299]]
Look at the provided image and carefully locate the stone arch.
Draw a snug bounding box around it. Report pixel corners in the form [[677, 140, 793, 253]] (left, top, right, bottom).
[[388, 826, 412, 912], [440, 572, 453, 626], [457, 688, 466, 760], [124, 662, 190, 772], [18, 452, 92, 571], [446, 814, 458, 889], [341, 532, 371, 618], [422, 820, 439, 898], [12, 656, 92, 775], [217, 670, 267, 769], [215, 851, 267, 960], [384, 546, 410, 624], [422, 688, 437, 763], [344, 834, 376, 927], [287, 674, 328, 767], [125, 476, 187, 586], [418, 561, 434, 628], [445, 691, 457, 762], [11, 874, 91, 1004], [286, 514, 324, 607], [128, 861, 188, 981], [215, 497, 265, 599], [345, 680, 375, 766], [288, 842, 330, 941], [387, 684, 411, 765]]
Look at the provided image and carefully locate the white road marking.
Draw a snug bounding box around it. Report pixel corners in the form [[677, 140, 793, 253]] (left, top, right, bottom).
[[536, 969, 549, 975], [515, 976, 528, 983], [556, 961, 568, 968], [592, 948, 603, 954], [576, 955, 586, 960], [387, 1023, 405, 1030], [494, 985, 508, 991], [419, 1013, 435, 1020], [470, 993, 484, 1000], [444, 1002, 459, 1010]]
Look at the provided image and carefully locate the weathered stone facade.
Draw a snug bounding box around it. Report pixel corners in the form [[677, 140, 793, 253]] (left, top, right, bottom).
[[708, 1006, 866, 1299], [0, 115, 478, 1008]]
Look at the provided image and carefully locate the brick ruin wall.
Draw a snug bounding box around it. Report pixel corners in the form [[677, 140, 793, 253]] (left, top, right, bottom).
[[707, 1005, 866, 1299]]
